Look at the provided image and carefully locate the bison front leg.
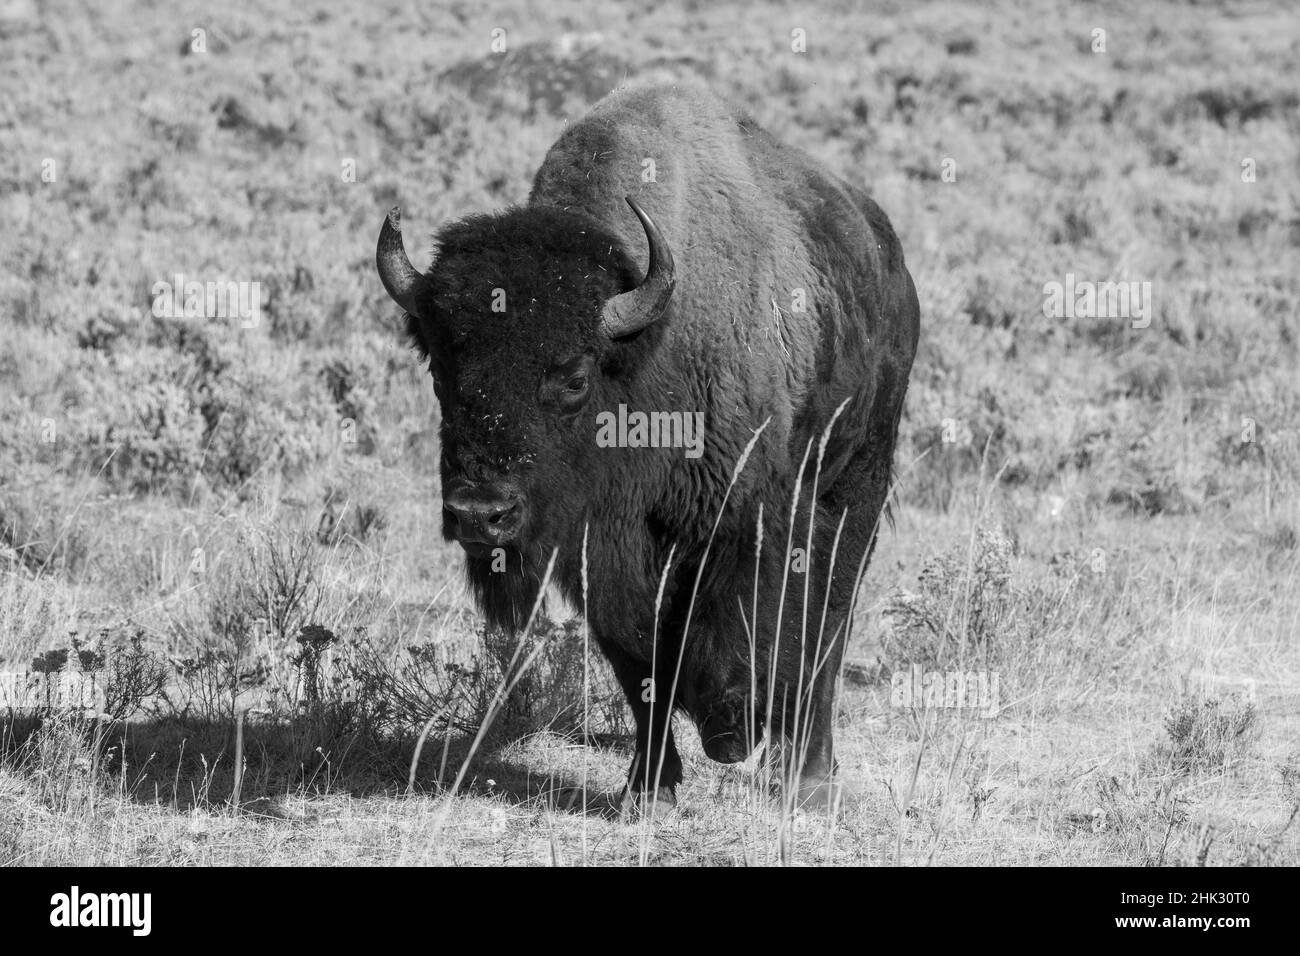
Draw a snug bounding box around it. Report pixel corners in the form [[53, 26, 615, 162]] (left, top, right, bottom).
[[786, 429, 902, 813], [597, 639, 682, 815], [760, 497, 874, 813], [789, 643, 846, 812], [752, 620, 847, 813]]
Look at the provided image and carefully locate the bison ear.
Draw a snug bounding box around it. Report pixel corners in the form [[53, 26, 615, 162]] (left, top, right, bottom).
[[404, 311, 431, 364]]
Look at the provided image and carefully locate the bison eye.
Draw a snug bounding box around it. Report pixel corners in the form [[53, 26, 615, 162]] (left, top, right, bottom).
[[542, 355, 596, 414], [553, 373, 591, 414]]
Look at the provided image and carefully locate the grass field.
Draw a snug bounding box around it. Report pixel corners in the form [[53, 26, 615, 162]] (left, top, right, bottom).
[[1, 0, 1297, 865]]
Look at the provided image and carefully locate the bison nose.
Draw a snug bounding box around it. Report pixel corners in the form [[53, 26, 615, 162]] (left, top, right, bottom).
[[443, 488, 525, 547]]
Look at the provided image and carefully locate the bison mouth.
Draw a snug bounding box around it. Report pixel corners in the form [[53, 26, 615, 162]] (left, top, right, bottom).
[[457, 541, 499, 560], [456, 540, 534, 570]]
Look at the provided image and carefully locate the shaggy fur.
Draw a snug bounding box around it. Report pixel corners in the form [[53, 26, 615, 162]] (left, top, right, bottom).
[[401, 82, 920, 804]]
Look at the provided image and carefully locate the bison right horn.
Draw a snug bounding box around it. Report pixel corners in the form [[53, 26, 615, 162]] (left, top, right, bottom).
[[376, 206, 430, 316], [601, 197, 676, 339]]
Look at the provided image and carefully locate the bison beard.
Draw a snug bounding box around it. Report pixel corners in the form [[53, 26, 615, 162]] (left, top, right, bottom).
[[378, 82, 920, 813]]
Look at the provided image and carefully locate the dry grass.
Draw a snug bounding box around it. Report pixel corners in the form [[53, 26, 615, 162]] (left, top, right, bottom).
[[1, 0, 1298, 865]]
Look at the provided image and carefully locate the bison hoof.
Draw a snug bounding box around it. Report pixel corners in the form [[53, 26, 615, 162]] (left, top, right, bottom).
[[618, 785, 678, 820]]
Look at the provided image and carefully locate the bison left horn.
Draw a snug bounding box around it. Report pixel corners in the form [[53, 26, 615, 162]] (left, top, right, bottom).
[[602, 197, 676, 339], [376, 206, 430, 316]]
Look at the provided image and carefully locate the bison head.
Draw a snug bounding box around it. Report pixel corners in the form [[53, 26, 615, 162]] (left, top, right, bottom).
[[377, 198, 675, 628]]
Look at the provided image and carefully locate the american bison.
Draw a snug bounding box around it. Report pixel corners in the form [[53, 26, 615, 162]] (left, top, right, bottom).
[[377, 83, 919, 812]]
